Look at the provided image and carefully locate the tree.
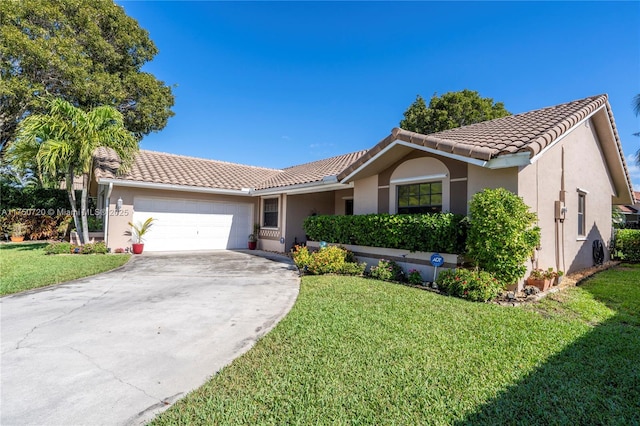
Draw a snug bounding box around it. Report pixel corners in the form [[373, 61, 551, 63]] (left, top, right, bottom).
[[0, 0, 174, 151], [7, 98, 138, 244], [399, 89, 511, 134]]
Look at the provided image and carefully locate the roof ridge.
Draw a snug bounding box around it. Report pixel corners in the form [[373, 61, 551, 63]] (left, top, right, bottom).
[[138, 149, 283, 172], [283, 149, 369, 171]]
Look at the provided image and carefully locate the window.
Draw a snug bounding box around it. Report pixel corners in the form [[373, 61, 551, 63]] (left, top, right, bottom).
[[345, 199, 354, 216], [577, 193, 586, 236], [397, 182, 442, 214], [263, 198, 278, 228]]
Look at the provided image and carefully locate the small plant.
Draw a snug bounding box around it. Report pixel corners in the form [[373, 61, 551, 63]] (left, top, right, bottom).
[[529, 267, 562, 280], [87, 216, 104, 232], [44, 242, 73, 255], [10, 222, 27, 237], [369, 259, 405, 282], [407, 269, 423, 285], [81, 242, 107, 254], [114, 247, 125, 254], [436, 268, 503, 302], [291, 245, 364, 276], [127, 217, 156, 243]]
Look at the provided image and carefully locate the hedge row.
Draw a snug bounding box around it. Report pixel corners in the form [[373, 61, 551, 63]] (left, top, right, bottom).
[[303, 213, 467, 254], [0, 210, 73, 240], [613, 229, 640, 262], [0, 183, 74, 210]]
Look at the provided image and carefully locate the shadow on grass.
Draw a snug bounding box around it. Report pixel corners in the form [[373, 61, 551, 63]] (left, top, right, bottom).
[[0, 242, 48, 252], [456, 280, 640, 425]]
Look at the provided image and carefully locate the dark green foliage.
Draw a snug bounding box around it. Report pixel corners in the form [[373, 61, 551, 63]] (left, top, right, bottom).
[[0, 183, 72, 210], [0, 0, 174, 149], [303, 213, 467, 254], [436, 268, 503, 302], [612, 229, 640, 262], [44, 242, 73, 255], [400, 90, 511, 134], [466, 188, 540, 287]]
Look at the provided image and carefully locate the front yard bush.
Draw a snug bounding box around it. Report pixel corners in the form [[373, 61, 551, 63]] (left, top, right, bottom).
[[44, 242, 73, 255], [0, 209, 72, 240], [612, 229, 640, 262], [369, 259, 405, 282], [436, 268, 503, 302], [292, 245, 365, 276], [303, 213, 467, 254], [466, 188, 540, 287]]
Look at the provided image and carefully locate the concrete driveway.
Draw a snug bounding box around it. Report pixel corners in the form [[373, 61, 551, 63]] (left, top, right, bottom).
[[1, 250, 299, 425]]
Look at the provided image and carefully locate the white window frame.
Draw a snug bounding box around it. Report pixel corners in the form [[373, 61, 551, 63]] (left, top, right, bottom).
[[577, 190, 587, 238], [262, 197, 279, 229], [396, 181, 444, 214]]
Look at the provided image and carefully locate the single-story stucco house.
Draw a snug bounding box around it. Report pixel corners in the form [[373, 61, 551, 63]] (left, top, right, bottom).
[[92, 94, 634, 279]]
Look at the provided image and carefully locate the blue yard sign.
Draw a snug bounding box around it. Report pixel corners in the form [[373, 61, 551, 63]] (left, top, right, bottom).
[[430, 253, 444, 267], [430, 253, 444, 282]]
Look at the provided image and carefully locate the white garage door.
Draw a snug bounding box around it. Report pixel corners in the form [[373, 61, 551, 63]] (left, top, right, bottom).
[[132, 197, 253, 251]]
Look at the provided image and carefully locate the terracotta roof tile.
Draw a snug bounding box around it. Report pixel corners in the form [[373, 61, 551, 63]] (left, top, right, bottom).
[[94, 149, 281, 191], [94, 147, 368, 192], [255, 150, 368, 190], [339, 94, 614, 180]]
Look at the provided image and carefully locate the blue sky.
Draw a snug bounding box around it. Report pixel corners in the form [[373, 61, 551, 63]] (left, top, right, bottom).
[[118, 1, 640, 189]]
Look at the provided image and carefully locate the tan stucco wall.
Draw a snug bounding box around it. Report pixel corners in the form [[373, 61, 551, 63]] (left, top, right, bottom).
[[353, 175, 378, 214], [518, 119, 615, 274], [105, 186, 258, 251], [388, 157, 450, 213], [284, 192, 335, 250], [466, 165, 518, 203], [333, 189, 354, 216]]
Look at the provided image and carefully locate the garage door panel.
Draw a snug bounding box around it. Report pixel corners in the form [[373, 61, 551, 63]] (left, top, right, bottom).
[[132, 197, 252, 251]]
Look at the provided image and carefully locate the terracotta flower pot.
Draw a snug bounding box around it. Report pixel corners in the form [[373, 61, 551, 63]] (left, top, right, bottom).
[[527, 277, 552, 292], [10, 236, 24, 243], [132, 243, 144, 254]]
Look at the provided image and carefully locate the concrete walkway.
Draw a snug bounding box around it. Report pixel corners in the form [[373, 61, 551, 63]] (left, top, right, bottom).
[[0, 250, 299, 425]]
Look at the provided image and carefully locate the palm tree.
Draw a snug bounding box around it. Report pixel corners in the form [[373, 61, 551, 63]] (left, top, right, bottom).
[[7, 98, 138, 244]]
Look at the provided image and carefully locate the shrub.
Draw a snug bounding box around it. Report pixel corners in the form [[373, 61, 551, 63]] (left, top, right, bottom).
[[44, 242, 73, 255], [407, 269, 423, 285], [0, 209, 72, 240], [436, 268, 503, 302], [114, 247, 125, 254], [303, 213, 467, 254], [291, 245, 364, 276], [369, 259, 405, 282], [466, 188, 540, 287], [81, 242, 107, 254], [612, 229, 640, 262]]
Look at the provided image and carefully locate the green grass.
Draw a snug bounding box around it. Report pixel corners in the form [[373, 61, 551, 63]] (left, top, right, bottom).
[[151, 265, 639, 425], [0, 242, 130, 296]]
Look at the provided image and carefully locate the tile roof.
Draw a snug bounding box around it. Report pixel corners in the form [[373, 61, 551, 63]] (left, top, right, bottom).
[[94, 148, 368, 191], [618, 205, 638, 214], [94, 148, 281, 191], [254, 150, 368, 190], [339, 94, 616, 180]]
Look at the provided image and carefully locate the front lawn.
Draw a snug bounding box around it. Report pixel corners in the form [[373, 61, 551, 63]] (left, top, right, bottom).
[[151, 265, 639, 425], [0, 242, 130, 296]]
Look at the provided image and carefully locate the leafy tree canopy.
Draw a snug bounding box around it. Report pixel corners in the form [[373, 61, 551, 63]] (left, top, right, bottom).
[[0, 0, 175, 150], [400, 89, 511, 134]]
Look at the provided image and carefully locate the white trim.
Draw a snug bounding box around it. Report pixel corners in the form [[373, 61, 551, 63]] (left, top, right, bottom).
[[485, 152, 531, 169], [97, 178, 252, 196], [450, 177, 468, 183], [577, 187, 589, 194], [390, 173, 447, 185], [378, 185, 390, 189], [252, 182, 351, 196], [395, 141, 489, 167], [529, 106, 604, 165]]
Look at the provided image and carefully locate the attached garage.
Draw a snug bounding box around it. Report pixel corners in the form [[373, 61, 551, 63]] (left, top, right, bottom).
[[132, 197, 253, 251]]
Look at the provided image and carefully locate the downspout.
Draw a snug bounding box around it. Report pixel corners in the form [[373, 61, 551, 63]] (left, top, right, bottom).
[[558, 147, 567, 273], [104, 182, 113, 249]]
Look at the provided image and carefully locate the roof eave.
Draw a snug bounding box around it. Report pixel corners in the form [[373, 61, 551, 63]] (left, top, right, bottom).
[[97, 178, 253, 196], [252, 178, 352, 196]]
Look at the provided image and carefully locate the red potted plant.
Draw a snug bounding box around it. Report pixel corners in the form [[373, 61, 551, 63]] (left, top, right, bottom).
[[127, 217, 156, 254], [526, 267, 558, 292], [248, 223, 260, 250]]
